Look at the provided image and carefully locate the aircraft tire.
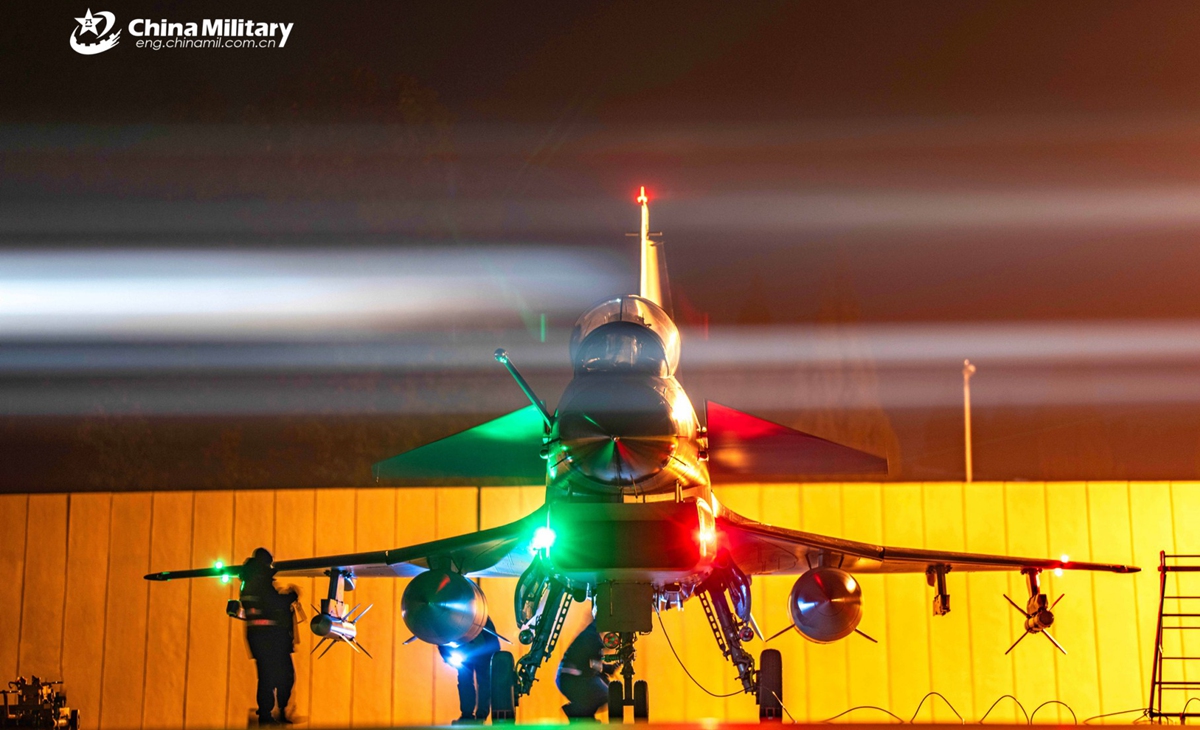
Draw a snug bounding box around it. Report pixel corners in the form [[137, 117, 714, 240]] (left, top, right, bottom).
[[490, 651, 517, 722], [757, 649, 783, 722], [608, 680, 624, 723], [632, 680, 649, 722]]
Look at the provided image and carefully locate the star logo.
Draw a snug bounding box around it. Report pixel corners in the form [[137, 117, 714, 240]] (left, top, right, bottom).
[[75, 9, 102, 35], [70, 9, 120, 55]]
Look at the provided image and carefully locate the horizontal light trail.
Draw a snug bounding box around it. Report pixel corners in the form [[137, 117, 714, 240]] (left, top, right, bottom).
[[3, 321, 1197, 373], [0, 247, 625, 338], [6, 367, 1200, 416], [9, 187, 1200, 238]]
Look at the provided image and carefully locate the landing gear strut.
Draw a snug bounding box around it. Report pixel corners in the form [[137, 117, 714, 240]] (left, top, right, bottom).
[[606, 632, 648, 723], [491, 562, 575, 722], [515, 580, 573, 696], [699, 551, 757, 693], [700, 550, 786, 722]]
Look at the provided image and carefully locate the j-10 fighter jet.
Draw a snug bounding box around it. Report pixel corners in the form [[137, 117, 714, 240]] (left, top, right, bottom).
[[146, 189, 1138, 722]]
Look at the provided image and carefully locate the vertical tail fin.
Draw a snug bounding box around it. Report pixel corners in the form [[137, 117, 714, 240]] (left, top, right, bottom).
[[637, 187, 673, 316]]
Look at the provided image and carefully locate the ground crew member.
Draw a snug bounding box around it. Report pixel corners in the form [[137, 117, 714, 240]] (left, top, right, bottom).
[[439, 616, 501, 723], [557, 618, 614, 720], [240, 547, 298, 726]]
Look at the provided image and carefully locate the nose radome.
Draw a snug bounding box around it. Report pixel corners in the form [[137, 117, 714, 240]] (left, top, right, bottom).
[[556, 381, 676, 486]]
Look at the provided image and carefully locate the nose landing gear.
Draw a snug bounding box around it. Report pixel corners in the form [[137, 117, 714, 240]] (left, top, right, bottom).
[[606, 632, 648, 723]]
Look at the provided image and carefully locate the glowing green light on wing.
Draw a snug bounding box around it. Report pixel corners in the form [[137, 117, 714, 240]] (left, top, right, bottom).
[[531, 526, 557, 552]]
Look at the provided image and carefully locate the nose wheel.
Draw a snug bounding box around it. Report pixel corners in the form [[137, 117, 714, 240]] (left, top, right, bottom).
[[606, 633, 649, 723], [633, 681, 648, 721], [607, 681, 623, 723], [608, 679, 649, 722]]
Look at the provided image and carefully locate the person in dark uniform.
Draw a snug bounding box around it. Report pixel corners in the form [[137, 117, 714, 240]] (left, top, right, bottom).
[[438, 617, 501, 723], [240, 547, 298, 726], [556, 619, 614, 720]]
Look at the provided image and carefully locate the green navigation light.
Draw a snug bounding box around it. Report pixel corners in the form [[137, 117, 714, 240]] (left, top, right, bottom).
[[531, 526, 557, 552]]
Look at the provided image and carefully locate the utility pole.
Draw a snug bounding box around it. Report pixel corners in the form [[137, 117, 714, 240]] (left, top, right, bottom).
[[963, 359, 976, 482]]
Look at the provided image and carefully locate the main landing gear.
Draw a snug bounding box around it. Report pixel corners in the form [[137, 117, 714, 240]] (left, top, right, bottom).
[[699, 550, 785, 722], [756, 648, 784, 721], [491, 558, 576, 723], [493, 551, 785, 723], [490, 651, 517, 722]]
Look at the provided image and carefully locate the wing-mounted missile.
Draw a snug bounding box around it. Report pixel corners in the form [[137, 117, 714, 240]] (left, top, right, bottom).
[[1004, 567, 1067, 654], [310, 570, 373, 658], [705, 401, 889, 483], [311, 604, 373, 658]]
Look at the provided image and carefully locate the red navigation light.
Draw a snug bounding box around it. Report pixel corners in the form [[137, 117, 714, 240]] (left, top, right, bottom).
[[696, 527, 717, 548], [637, 186, 648, 205]]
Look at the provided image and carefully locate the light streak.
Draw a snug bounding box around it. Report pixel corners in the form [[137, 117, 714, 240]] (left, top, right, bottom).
[[0, 248, 623, 339]]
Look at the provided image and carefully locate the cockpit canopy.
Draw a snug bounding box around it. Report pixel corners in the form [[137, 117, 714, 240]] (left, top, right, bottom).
[[569, 296, 680, 376]]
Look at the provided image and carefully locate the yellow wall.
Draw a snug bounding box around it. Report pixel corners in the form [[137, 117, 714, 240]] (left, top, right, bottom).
[[0, 482, 1188, 727]]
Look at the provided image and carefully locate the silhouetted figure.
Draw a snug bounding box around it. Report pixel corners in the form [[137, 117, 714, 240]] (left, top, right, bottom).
[[240, 547, 298, 726], [438, 617, 501, 723], [557, 619, 613, 720]]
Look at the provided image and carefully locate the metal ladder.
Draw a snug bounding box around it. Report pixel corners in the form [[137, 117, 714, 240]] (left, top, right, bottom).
[[1149, 552, 1200, 722]]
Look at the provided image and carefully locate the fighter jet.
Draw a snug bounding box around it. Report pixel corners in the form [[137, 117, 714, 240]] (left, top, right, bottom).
[[146, 188, 1138, 723]]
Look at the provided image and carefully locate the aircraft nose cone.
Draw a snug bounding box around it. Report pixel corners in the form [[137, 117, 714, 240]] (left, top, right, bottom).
[[557, 380, 675, 486]]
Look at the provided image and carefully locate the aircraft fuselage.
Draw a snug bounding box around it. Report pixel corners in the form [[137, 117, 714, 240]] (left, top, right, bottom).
[[545, 295, 710, 504]]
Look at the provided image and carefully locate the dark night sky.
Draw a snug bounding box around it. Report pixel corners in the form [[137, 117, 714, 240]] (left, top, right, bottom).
[[6, 2, 1200, 490], [13, 3, 1200, 123]]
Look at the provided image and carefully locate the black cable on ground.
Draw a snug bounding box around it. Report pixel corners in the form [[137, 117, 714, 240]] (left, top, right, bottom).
[[909, 691, 964, 724], [1031, 699, 1078, 725], [821, 706, 906, 724], [1083, 707, 1151, 725], [979, 694, 1030, 724], [1179, 698, 1200, 724], [653, 606, 743, 699]]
